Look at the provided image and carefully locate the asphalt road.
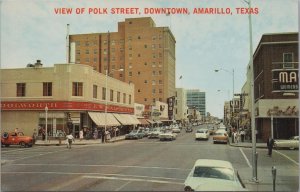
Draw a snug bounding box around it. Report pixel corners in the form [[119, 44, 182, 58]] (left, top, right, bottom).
[[1, 125, 299, 191]]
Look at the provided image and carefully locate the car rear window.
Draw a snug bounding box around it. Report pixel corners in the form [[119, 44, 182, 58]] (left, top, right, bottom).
[[193, 166, 234, 180]]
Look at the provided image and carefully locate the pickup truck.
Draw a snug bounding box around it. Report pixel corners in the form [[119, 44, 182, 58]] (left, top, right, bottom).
[[1, 132, 33, 147]]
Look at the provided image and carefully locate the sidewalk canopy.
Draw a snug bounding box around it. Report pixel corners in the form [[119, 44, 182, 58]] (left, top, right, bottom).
[[113, 113, 136, 125], [146, 119, 155, 124], [88, 112, 120, 127], [128, 115, 141, 125], [138, 118, 150, 125]]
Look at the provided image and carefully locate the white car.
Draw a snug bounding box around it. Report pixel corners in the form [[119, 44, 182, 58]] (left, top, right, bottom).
[[184, 159, 246, 191], [172, 125, 181, 133], [195, 129, 209, 140], [159, 131, 177, 141], [274, 136, 299, 150]]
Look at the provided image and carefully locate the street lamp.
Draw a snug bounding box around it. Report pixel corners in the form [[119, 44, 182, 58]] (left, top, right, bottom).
[[241, 0, 257, 182], [215, 68, 235, 127], [45, 105, 48, 143], [104, 68, 124, 143]]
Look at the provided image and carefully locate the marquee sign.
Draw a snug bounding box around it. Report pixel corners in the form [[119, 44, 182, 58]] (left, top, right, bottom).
[[272, 70, 298, 92], [167, 96, 175, 120]]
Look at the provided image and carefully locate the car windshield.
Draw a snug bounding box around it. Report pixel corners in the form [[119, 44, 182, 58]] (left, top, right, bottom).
[[193, 166, 234, 180], [215, 132, 225, 135], [197, 130, 206, 133]]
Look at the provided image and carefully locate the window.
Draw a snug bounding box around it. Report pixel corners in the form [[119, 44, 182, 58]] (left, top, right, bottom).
[[159, 80, 163, 84], [43, 82, 52, 96], [153, 98, 156, 103], [110, 89, 114, 101], [85, 41, 89, 46], [159, 71, 162, 75], [93, 85, 97, 98], [117, 91, 120, 102], [159, 89, 162, 94], [152, 71, 156, 76], [144, 98, 147, 102], [129, 95, 132, 104], [72, 82, 83, 96], [152, 44, 156, 50], [144, 44, 147, 48], [129, 72, 132, 76], [144, 80, 148, 83], [283, 53, 294, 68], [76, 50, 80, 55], [85, 50, 89, 54], [152, 89, 156, 94], [138, 36, 141, 39], [16, 83, 26, 97], [138, 89, 141, 92], [152, 80, 156, 85], [123, 93, 126, 103], [102, 87, 106, 100]]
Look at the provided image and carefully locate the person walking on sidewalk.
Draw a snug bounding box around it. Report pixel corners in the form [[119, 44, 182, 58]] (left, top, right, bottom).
[[240, 129, 245, 142], [66, 133, 75, 149], [267, 136, 275, 157]]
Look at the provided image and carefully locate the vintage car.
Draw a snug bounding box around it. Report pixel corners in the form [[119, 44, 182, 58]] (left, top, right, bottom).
[[159, 131, 177, 141], [125, 129, 144, 140], [184, 159, 246, 191], [171, 124, 181, 133], [148, 128, 161, 139], [213, 130, 228, 144], [195, 128, 209, 140], [1, 132, 33, 147], [274, 136, 299, 150], [186, 127, 193, 133]]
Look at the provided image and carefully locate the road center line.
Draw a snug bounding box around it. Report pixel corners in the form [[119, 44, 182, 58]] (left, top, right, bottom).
[[239, 147, 252, 168], [274, 150, 299, 166]]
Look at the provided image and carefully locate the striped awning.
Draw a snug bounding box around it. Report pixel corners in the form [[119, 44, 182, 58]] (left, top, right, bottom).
[[113, 113, 133, 125], [138, 118, 150, 125], [88, 112, 120, 127], [146, 119, 156, 124]]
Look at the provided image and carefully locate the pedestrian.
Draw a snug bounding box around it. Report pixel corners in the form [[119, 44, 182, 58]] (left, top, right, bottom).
[[101, 128, 105, 143], [32, 129, 38, 144], [79, 129, 84, 141], [14, 128, 19, 134], [240, 129, 245, 142], [267, 136, 275, 157], [233, 131, 237, 143], [42, 128, 46, 141], [66, 133, 75, 149]]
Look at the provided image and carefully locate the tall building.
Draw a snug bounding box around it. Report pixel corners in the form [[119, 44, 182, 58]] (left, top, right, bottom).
[[69, 17, 176, 109], [186, 89, 206, 117]]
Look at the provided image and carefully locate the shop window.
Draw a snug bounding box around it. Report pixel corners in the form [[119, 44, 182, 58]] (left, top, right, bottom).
[[129, 95, 132, 104], [93, 85, 97, 98], [110, 89, 114, 101], [117, 91, 120, 102], [102, 87, 106, 100], [123, 93, 126, 103]]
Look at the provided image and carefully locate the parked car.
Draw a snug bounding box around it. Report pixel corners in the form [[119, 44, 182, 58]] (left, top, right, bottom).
[[125, 130, 144, 140], [213, 130, 228, 144], [195, 129, 209, 140], [184, 159, 246, 191], [159, 131, 177, 141], [172, 125, 181, 133], [274, 136, 299, 150], [1, 132, 33, 147], [148, 128, 161, 139]]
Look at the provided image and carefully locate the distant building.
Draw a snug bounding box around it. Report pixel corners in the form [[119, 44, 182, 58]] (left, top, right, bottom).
[[69, 17, 176, 110], [186, 89, 206, 117], [174, 88, 188, 123]]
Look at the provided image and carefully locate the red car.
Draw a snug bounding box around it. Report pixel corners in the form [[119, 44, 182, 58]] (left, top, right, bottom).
[[1, 132, 33, 147]]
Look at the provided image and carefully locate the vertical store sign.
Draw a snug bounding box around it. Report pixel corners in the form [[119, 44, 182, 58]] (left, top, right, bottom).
[[167, 96, 175, 120]]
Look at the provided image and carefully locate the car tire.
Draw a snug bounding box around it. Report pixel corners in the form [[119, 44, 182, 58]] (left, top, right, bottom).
[[2, 132, 9, 139], [19, 141, 26, 147]]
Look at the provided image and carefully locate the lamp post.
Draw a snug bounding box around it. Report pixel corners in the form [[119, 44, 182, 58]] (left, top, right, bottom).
[[104, 68, 124, 143], [45, 105, 48, 142], [242, 0, 257, 182], [215, 68, 235, 127]]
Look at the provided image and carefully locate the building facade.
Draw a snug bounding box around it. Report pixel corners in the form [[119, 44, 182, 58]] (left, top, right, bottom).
[[186, 89, 206, 117], [69, 17, 176, 110], [251, 32, 298, 141], [1, 62, 137, 137], [174, 88, 188, 123]]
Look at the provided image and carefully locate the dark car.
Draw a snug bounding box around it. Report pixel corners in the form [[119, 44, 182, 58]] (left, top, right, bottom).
[[186, 127, 193, 133]]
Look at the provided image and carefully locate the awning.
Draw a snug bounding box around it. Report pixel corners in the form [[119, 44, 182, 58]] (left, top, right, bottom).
[[154, 120, 162, 124], [146, 119, 155, 124], [138, 118, 150, 125], [88, 112, 120, 127], [129, 115, 141, 125], [113, 113, 132, 125]]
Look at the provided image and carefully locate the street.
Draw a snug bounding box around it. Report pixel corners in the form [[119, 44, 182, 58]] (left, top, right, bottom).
[[1, 125, 299, 191]]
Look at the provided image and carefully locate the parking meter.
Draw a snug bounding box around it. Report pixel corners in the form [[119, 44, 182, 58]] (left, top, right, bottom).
[[272, 166, 277, 192]]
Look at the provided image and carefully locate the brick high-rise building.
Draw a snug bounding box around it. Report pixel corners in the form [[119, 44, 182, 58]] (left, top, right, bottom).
[[69, 17, 176, 109]]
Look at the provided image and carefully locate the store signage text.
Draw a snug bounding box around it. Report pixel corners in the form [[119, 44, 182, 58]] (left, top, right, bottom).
[[272, 70, 298, 92]]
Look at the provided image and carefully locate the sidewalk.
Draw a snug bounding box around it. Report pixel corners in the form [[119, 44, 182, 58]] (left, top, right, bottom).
[[35, 135, 126, 146], [228, 137, 267, 148]]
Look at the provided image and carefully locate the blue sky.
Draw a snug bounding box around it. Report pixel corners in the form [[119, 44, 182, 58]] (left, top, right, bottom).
[[0, 0, 298, 118]]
